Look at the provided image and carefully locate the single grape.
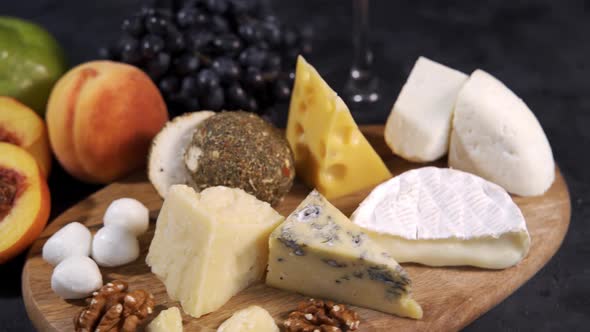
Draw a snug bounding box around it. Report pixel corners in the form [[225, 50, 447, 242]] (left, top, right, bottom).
[[146, 52, 171, 79], [212, 34, 242, 54], [211, 15, 230, 33], [273, 79, 291, 101], [187, 30, 213, 51], [141, 34, 165, 58], [264, 53, 281, 71], [181, 76, 199, 94], [121, 46, 142, 64], [245, 96, 259, 112], [212, 57, 241, 83], [173, 53, 200, 75], [176, 7, 198, 27], [145, 16, 169, 35], [159, 76, 180, 95], [243, 67, 265, 91], [263, 23, 282, 47], [226, 83, 248, 108], [206, 0, 229, 15], [238, 23, 263, 44], [121, 16, 144, 37], [166, 32, 186, 53], [98, 47, 114, 60], [117, 35, 139, 54], [238, 47, 266, 68], [196, 69, 221, 91], [200, 86, 224, 110]]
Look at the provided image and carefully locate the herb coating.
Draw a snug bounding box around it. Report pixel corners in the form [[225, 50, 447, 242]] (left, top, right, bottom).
[[184, 111, 295, 205]]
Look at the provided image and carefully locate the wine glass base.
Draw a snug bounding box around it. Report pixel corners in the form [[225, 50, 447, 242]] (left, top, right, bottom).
[[344, 76, 381, 106]]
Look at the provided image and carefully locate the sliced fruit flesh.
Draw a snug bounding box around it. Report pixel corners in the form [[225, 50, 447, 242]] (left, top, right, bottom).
[[0, 143, 49, 255], [0, 167, 26, 221], [0, 127, 21, 145]]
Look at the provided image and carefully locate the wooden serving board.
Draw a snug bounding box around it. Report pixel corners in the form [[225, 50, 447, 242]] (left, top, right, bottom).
[[22, 125, 571, 332]]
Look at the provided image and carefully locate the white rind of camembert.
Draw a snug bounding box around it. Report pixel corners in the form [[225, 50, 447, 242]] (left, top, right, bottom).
[[266, 190, 422, 319], [351, 167, 531, 269]]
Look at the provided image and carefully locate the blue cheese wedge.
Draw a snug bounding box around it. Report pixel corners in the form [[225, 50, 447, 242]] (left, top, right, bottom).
[[351, 167, 531, 269], [266, 191, 422, 319]]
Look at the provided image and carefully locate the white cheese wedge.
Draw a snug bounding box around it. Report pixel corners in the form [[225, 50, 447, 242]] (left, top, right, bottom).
[[449, 69, 554, 196], [146, 185, 284, 318], [266, 190, 423, 319], [147, 307, 183, 332], [351, 167, 531, 269], [217, 305, 279, 332], [385, 57, 468, 162]]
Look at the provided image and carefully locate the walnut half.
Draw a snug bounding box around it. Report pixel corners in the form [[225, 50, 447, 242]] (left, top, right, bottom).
[[283, 298, 361, 332], [73, 280, 155, 332]]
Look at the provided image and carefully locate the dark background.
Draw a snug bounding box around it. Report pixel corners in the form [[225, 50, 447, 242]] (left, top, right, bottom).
[[1, 0, 589, 330]]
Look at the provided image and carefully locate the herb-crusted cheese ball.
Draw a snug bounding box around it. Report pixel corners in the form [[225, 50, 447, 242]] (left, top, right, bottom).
[[184, 111, 295, 205]]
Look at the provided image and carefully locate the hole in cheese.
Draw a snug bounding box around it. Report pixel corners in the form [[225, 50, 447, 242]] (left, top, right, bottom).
[[324, 164, 347, 181], [334, 126, 358, 145], [319, 141, 327, 158], [299, 100, 307, 113], [295, 123, 304, 138]]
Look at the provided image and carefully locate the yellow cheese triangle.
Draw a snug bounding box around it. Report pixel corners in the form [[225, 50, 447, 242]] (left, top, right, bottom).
[[286, 56, 392, 199]]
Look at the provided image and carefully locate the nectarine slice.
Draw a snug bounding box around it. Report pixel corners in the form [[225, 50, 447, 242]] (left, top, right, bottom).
[[0, 97, 52, 177], [0, 142, 50, 263]]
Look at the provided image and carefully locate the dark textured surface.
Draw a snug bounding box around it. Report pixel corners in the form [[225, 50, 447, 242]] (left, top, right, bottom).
[[0, 0, 588, 330]]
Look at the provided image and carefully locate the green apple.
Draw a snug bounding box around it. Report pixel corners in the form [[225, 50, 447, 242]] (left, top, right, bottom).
[[0, 17, 67, 117]]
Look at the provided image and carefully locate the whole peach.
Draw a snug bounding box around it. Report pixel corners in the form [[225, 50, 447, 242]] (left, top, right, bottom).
[[46, 61, 168, 183]]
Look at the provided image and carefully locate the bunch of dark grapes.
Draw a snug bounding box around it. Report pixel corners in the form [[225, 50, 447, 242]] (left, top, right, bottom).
[[99, 0, 312, 120]]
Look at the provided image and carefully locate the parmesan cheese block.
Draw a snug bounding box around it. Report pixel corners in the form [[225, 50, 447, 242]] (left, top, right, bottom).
[[286, 56, 391, 199], [146, 185, 284, 318], [266, 190, 422, 319], [449, 69, 555, 196], [217, 306, 279, 332], [351, 167, 531, 269], [385, 57, 468, 162], [147, 307, 183, 332]]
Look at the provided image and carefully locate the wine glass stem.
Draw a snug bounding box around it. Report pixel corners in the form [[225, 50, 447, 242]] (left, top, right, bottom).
[[346, 0, 379, 104], [352, 0, 372, 78]]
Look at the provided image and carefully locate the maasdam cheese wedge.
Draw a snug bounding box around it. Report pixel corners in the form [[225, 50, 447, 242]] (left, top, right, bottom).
[[286, 56, 391, 199], [449, 69, 554, 196], [351, 167, 531, 269], [146, 185, 284, 318], [385, 56, 468, 162], [266, 190, 422, 319]]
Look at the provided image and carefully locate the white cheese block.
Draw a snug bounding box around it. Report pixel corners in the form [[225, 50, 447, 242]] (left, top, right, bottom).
[[266, 190, 422, 319], [385, 56, 468, 162], [146, 185, 284, 318], [449, 69, 554, 196], [351, 167, 531, 269], [217, 306, 279, 332], [147, 307, 183, 332]]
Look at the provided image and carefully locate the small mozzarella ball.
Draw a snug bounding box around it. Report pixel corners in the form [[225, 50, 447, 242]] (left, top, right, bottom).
[[92, 225, 140, 267], [51, 256, 102, 299], [104, 198, 149, 236], [42, 222, 92, 266]]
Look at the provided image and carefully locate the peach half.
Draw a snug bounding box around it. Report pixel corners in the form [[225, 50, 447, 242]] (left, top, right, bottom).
[[0, 142, 50, 263], [46, 61, 168, 184], [0, 97, 52, 177]]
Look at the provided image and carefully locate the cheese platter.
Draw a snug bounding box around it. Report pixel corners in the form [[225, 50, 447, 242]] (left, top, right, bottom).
[[22, 124, 570, 331]]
